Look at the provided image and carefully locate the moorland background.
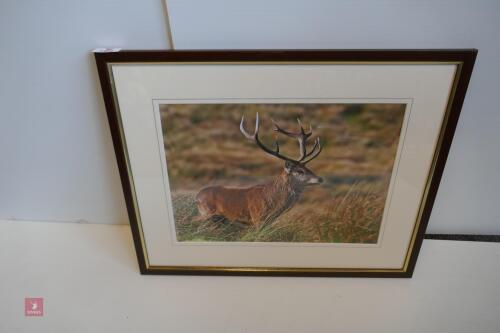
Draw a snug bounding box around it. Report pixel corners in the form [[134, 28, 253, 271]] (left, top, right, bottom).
[[160, 103, 405, 243]]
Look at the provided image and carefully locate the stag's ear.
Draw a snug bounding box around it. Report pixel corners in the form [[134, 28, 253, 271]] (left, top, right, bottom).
[[284, 161, 293, 174]]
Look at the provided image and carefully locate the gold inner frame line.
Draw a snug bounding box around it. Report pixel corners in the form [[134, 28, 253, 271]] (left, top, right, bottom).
[[107, 60, 463, 274]]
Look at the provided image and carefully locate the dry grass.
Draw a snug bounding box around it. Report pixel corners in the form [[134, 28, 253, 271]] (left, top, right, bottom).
[[173, 181, 386, 243]]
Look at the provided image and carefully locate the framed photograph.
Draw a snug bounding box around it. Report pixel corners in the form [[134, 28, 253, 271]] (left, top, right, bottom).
[[95, 50, 476, 277]]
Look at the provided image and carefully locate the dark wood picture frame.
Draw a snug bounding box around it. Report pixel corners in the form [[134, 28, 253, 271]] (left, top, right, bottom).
[[95, 49, 476, 277]]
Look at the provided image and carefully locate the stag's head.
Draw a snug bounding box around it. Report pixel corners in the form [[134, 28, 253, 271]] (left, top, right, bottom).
[[240, 113, 323, 187]]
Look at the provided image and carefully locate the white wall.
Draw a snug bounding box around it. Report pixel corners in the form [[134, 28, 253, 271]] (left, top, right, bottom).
[[1, 0, 499, 234], [0, 0, 171, 224]]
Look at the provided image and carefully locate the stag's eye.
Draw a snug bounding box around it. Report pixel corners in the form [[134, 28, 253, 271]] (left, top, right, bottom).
[[296, 170, 304, 175]]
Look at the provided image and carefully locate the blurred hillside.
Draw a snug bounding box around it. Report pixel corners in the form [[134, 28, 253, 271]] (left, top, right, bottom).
[[161, 103, 405, 189]]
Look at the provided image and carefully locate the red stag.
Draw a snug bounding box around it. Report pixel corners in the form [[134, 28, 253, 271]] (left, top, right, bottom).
[[196, 113, 323, 226]]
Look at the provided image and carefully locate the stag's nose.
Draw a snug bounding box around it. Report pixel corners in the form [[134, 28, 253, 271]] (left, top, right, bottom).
[[318, 177, 323, 183]]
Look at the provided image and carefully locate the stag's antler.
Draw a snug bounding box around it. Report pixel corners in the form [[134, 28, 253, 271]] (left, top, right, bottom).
[[240, 113, 296, 163], [272, 117, 322, 164], [240, 113, 322, 164]]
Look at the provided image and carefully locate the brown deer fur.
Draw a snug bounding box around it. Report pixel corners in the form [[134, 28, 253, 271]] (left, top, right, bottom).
[[196, 113, 323, 227]]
